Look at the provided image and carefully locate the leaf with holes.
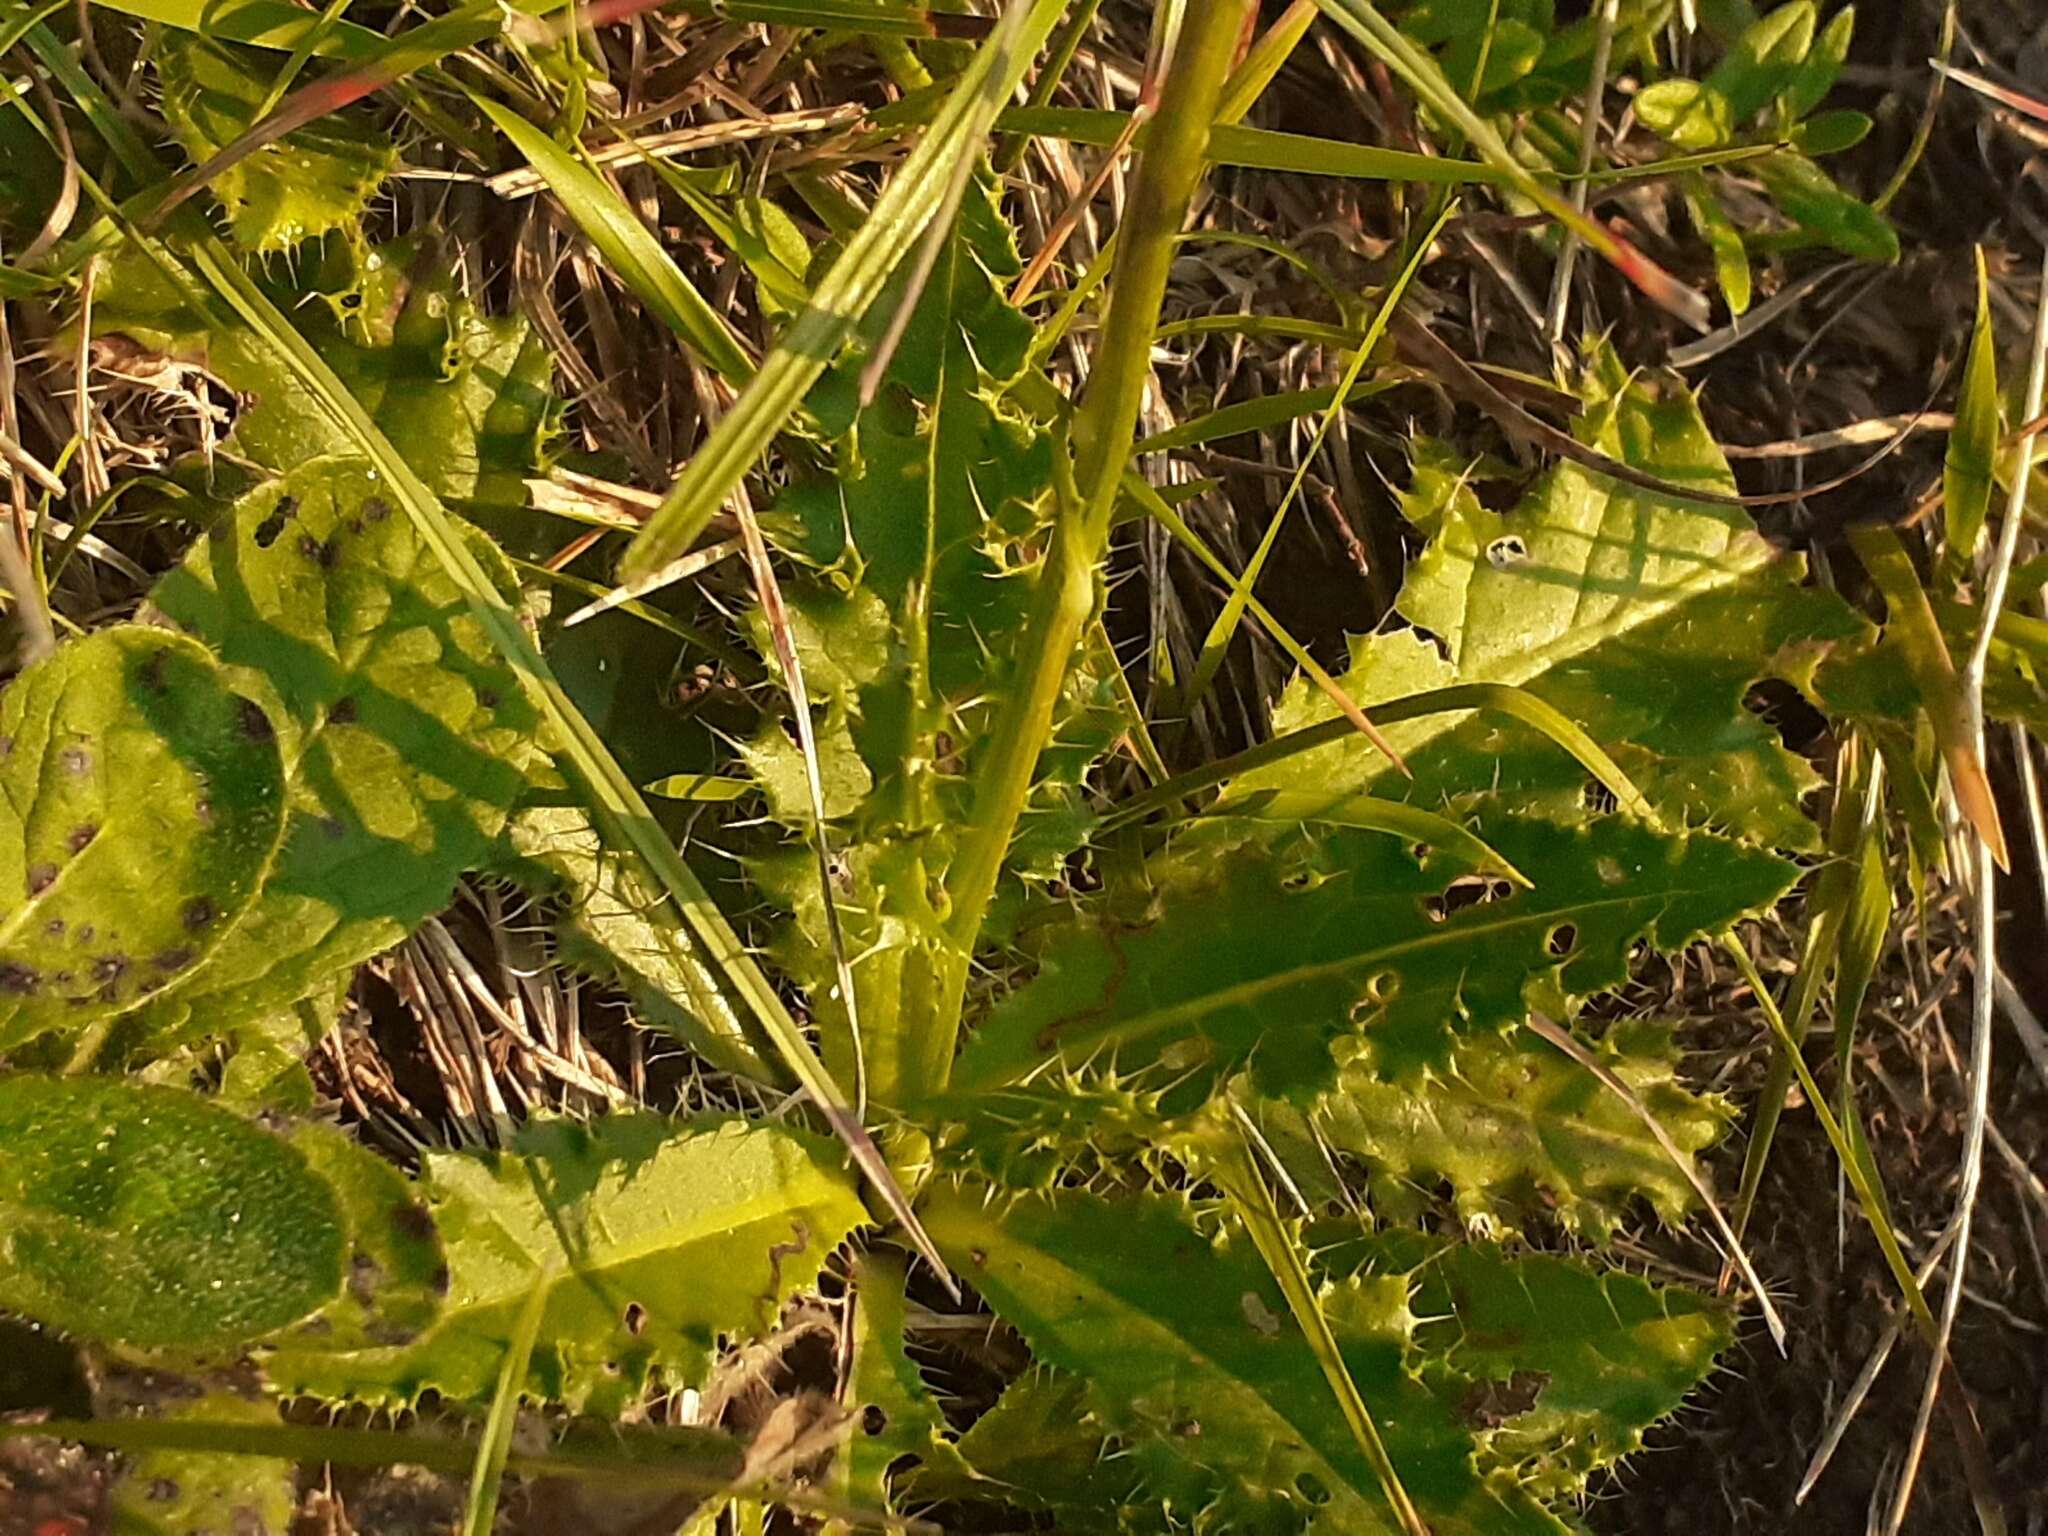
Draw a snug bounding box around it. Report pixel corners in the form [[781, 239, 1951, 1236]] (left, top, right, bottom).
[[0, 1077, 342, 1351], [155, 31, 397, 252], [953, 812, 1791, 1100], [107, 1391, 297, 1536], [1231, 345, 1867, 851], [267, 1115, 869, 1415], [140, 456, 539, 1032], [0, 627, 285, 1050]]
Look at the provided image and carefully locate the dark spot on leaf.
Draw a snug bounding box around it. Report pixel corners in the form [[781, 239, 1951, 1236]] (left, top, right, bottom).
[[347, 1253, 381, 1304], [183, 896, 217, 931], [43, 919, 62, 939], [51, 970, 71, 984], [363, 496, 392, 522], [969, 1248, 987, 1267], [153, 947, 195, 972], [75, 925, 94, 944], [1172, 1418, 1201, 1438], [477, 687, 499, 709], [321, 816, 347, 840], [431, 1265, 451, 1296], [26, 864, 57, 895], [1457, 1369, 1549, 1428], [1296, 1472, 1330, 1507], [861, 1405, 887, 1436], [0, 735, 10, 757], [623, 1301, 647, 1336], [253, 497, 293, 548], [236, 698, 275, 745], [59, 747, 89, 776], [147, 1477, 180, 1502], [91, 955, 127, 986], [390, 1202, 434, 1241], [66, 824, 97, 854], [347, 517, 365, 535], [0, 963, 39, 995], [137, 651, 169, 695], [328, 695, 358, 726], [298, 532, 340, 570]]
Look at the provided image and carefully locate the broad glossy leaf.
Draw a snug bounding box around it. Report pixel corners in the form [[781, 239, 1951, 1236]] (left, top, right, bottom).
[[1307, 1018, 1730, 1238], [0, 627, 286, 1049], [155, 32, 396, 251], [269, 1115, 869, 1413], [0, 1077, 342, 1350], [1231, 346, 1867, 851], [927, 1184, 1561, 1534], [146, 457, 538, 1024], [954, 813, 1792, 1099], [1635, 79, 1734, 149]]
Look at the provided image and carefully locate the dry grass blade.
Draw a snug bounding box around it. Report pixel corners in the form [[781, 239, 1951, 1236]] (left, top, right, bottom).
[[1523, 1011, 1787, 1354]]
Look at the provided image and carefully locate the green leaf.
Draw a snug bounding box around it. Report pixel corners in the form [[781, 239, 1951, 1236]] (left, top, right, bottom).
[[154, 31, 396, 251], [1945, 248, 2001, 571], [473, 96, 752, 384], [1635, 79, 1736, 150], [1304, 1018, 1732, 1238], [838, 1252, 968, 1511], [0, 1076, 342, 1350], [1233, 346, 1867, 851], [94, 239, 559, 506], [108, 1391, 297, 1536], [1752, 149, 1899, 262], [1703, 0, 1816, 121], [144, 457, 539, 1026], [1685, 175, 1753, 315], [1778, 2, 1852, 118], [1794, 107, 1872, 155], [953, 811, 1792, 1100], [267, 1115, 870, 1414], [928, 1185, 1519, 1534], [0, 627, 286, 1050], [929, 1368, 1139, 1526]]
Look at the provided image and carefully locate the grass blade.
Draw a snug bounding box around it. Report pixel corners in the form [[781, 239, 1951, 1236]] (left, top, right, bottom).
[[463, 1266, 552, 1536], [475, 95, 754, 385], [1311, 0, 1712, 330], [1214, 1112, 1427, 1536], [1943, 247, 2000, 575], [616, 0, 1068, 583]]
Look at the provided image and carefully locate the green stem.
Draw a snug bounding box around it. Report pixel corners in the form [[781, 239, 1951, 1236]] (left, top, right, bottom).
[[932, 0, 1253, 1083]]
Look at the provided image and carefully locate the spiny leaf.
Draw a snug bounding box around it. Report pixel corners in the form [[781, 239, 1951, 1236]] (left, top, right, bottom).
[[266, 1115, 870, 1415], [1233, 344, 1867, 851], [926, 1183, 1561, 1535], [0, 1076, 342, 1350], [1302, 1017, 1732, 1239], [143, 456, 539, 1028], [94, 238, 558, 506], [838, 1252, 968, 1512], [953, 812, 1793, 1100], [0, 626, 287, 1050], [154, 31, 396, 252]]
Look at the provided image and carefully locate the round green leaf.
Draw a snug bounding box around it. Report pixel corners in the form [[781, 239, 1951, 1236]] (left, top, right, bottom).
[[0, 1077, 343, 1349], [0, 627, 286, 1050]]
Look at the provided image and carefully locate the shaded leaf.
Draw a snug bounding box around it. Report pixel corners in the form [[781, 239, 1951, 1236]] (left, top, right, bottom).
[[1945, 249, 2001, 572], [1752, 149, 1898, 263], [146, 457, 539, 1025], [0, 627, 286, 1050], [268, 1115, 869, 1414]]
